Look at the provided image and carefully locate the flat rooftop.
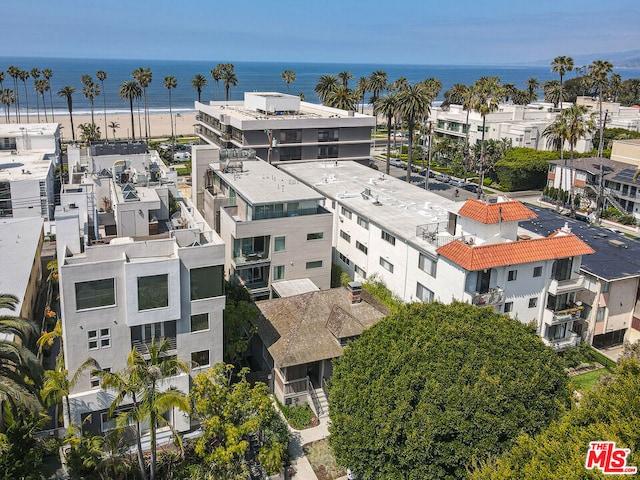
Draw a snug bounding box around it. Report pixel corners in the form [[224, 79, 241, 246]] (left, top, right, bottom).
[[0, 151, 54, 181], [0, 123, 58, 137], [519, 206, 640, 281], [280, 161, 460, 253], [549, 156, 639, 184], [213, 159, 325, 205]]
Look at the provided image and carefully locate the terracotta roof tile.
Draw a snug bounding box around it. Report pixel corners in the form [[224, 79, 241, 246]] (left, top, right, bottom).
[[458, 199, 537, 224], [436, 232, 595, 271]]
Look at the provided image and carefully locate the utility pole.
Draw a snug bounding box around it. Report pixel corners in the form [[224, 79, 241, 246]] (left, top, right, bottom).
[[425, 121, 433, 190]]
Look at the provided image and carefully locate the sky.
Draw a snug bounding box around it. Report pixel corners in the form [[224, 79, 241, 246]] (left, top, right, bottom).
[[3, 0, 639, 65]]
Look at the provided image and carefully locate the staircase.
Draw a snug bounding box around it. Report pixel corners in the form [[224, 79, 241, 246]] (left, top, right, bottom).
[[308, 383, 329, 418]]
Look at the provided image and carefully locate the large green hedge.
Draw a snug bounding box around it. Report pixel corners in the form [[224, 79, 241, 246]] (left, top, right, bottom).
[[495, 148, 561, 191]]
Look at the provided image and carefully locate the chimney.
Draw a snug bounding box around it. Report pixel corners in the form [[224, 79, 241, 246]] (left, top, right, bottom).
[[347, 281, 362, 304]]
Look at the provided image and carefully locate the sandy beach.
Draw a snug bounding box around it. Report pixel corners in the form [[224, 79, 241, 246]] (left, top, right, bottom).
[[1, 112, 198, 142]]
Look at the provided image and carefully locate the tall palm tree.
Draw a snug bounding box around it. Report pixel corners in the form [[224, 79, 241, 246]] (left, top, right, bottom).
[[525, 77, 539, 103], [315, 74, 339, 104], [281, 69, 296, 94], [543, 116, 568, 210], [449, 83, 474, 176], [356, 76, 368, 114], [589, 59, 614, 162], [42, 69, 54, 120], [96, 70, 108, 141], [0, 89, 16, 122], [389, 77, 408, 93], [368, 70, 388, 118], [324, 85, 358, 111], [422, 77, 443, 100], [34, 79, 49, 122], [542, 80, 564, 108], [132, 67, 152, 139], [221, 64, 237, 103], [7, 66, 21, 122], [163, 75, 178, 140], [551, 56, 574, 110], [99, 339, 190, 480], [471, 77, 502, 197], [18, 69, 30, 122], [118, 81, 142, 141], [57, 86, 77, 142], [82, 80, 100, 127], [608, 73, 622, 102], [397, 83, 432, 182], [108, 120, 120, 141], [0, 71, 5, 90], [211, 65, 223, 100], [375, 93, 398, 175], [190, 73, 208, 103], [30, 69, 41, 122], [337, 70, 353, 88]]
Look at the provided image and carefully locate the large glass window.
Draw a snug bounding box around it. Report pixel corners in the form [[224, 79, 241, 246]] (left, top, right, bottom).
[[138, 274, 169, 311], [279, 129, 302, 143], [318, 129, 338, 142], [190, 313, 209, 332], [356, 241, 368, 254], [75, 278, 116, 310], [416, 283, 434, 302], [380, 257, 394, 273], [307, 232, 324, 240], [418, 253, 436, 277], [340, 230, 351, 243], [190, 265, 224, 300], [381, 230, 396, 245], [306, 260, 323, 269], [273, 265, 285, 280], [191, 350, 210, 368], [318, 145, 339, 159], [274, 236, 286, 252], [279, 146, 302, 161], [357, 216, 369, 230]]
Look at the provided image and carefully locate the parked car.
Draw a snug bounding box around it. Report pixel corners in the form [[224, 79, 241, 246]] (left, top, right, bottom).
[[435, 174, 451, 183], [390, 159, 405, 168], [464, 183, 478, 193], [450, 179, 465, 188], [419, 169, 435, 177]]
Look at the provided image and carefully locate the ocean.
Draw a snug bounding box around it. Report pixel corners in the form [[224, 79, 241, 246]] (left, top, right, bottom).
[[1, 56, 640, 117]]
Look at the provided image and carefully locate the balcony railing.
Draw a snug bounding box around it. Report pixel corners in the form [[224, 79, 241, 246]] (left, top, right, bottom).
[[545, 306, 583, 325], [548, 275, 585, 295], [542, 332, 580, 351], [234, 251, 270, 265], [132, 336, 177, 355], [471, 288, 505, 306]]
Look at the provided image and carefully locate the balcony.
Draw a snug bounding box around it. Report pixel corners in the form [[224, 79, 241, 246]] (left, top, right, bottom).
[[548, 275, 585, 295], [471, 288, 505, 307], [542, 331, 580, 351], [233, 250, 270, 266], [132, 336, 177, 355], [544, 305, 583, 325]]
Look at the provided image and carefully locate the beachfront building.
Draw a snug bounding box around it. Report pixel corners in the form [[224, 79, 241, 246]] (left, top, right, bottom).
[[56, 148, 225, 434], [195, 92, 375, 165], [521, 206, 640, 352], [281, 161, 594, 350], [576, 96, 640, 132], [0, 123, 60, 221], [193, 145, 332, 299]]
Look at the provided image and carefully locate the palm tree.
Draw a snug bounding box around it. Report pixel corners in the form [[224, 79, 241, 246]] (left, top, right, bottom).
[[190, 73, 208, 102], [34, 79, 49, 122], [82, 79, 100, 127], [375, 93, 398, 175], [221, 64, 237, 103], [368, 70, 388, 107], [337, 70, 353, 88], [57, 86, 77, 142], [163, 76, 178, 140], [281, 69, 296, 94], [42, 69, 54, 120], [108, 121, 120, 141], [525, 77, 539, 103], [551, 56, 574, 110], [30, 69, 41, 122], [96, 70, 108, 142], [471, 77, 502, 197], [297, 92, 306, 101], [99, 339, 190, 480], [315, 74, 339, 104], [0, 71, 5, 90], [589, 60, 614, 161], [449, 83, 474, 175], [397, 83, 432, 182], [356, 76, 368, 113], [7, 66, 21, 122], [211, 65, 223, 100], [422, 77, 443, 100], [18, 69, 30, 122], [543, 116, 568, 210], [608, 73, 622, 102], [119, 81, 142, 141], [77, 123, 101, 142], [132, 68, 152, 139], [542, 80, 564, 108], [0, 89, 16, 122], [324, 85, 358, 111]]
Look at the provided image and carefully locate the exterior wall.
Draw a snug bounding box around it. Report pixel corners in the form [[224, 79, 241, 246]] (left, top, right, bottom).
[[595, 277, 636, 337], [610, 141, 640, 166], [20, 228, 44, 321]]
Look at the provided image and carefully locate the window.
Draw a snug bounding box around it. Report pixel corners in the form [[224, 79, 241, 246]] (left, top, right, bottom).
[[131, 321, 176, 349], [341, 207, 352, 219], [528, 297, 538, 308], [318, 129, 338, 142], [190, 265, 224, 300], [416, 283, 434, 302], [356, 241, 368, 254], [274, 236, 286, 252], [191, 350, 210, 368], [279, 129, 302, 143], [279, 146, 302, 161], [75, 278, 115, 310], [306, 261, 323, 269], [307, 232, 324, 241], [318, 145, 339, 159], [88, 328, 110, 350], [381, 230, 396, 245], [357, 216, 369, 230], [138, 274, 169, 311], [190, 313, 209, 332], [504, 302, 513, 313], [418, 253, 436, 277], [340, 230, 351, 243], [339, 252, 350, 265], [91, 367, 110, 389], [596, 306, 606, 322], [354, 265, 367, 279], [601, 281, 610, 293], [273, 265, 285, 280], [379, 257, 394, 273], [533, 266, 543, 278], [508, 270, 518, 281]]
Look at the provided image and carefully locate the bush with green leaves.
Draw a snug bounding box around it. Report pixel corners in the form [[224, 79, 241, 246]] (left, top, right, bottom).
[[494, 148, 559, 191], [276, 398, 316, 429], [328, 302, 570, 480]]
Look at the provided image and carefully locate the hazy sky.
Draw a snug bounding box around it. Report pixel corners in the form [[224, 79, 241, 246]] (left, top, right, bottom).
[[4, 0, 639, 64]]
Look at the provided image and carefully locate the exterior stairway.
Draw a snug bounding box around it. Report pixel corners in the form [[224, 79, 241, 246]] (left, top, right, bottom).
[[308, 380, 329, 418]]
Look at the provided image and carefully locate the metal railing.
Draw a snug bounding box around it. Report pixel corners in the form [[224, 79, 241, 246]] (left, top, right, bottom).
[[132, 336, 177, 355], [308, 379, 324, 417]]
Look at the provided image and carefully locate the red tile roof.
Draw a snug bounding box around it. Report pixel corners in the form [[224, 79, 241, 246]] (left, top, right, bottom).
[[436, 232, 595, 271], [458, 199, 537, 224]]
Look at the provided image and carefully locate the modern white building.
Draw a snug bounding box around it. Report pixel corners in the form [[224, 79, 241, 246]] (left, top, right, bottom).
[[576, 96, 640, 132], [0, 123, 60, 220], [281, 161, 594, 350], [195, 92, 375, 165], [192, 145, 333, 300]]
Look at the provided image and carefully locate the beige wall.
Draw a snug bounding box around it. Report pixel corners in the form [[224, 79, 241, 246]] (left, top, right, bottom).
[[610, 140, 640, 166]]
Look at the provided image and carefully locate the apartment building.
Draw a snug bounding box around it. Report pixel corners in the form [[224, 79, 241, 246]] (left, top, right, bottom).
[[281, 161, 594, 350], [193, 145, 332, 299], [57, 154, 225, 434], [576, 96, 640, 131], [0, 123, 60, 220], [195, 92, 375, 165]]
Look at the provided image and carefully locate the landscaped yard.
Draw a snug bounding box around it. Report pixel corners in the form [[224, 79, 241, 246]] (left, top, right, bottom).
[[303, 439, 346, 480], [571, 368, 611, 392]]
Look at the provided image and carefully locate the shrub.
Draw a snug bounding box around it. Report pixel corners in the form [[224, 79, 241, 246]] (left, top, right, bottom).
[[276, 399, 317, 430]]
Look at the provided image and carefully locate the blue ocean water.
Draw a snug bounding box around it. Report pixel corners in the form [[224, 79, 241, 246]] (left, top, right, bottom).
[[1, 56, 639, 116]]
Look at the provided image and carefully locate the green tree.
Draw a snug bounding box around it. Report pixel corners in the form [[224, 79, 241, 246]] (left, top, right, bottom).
[[397, 83, 432, 182], [164, 75, 178, 140], [472, 77, 502, 197], [190, 364, 290, 477], [100, 339, 190, 480], [118, 80, 142, 141], [328, 302, 570, 480], [551, 55, 574, 109], [324, 85, 358, 111], [30, 68, 41, 121], [108, 120, 120, 141], [18, 69, 30, 123], [525, 77, 539, 103], [223, 284, 257, 366], [375, 93, 398, 175], [132, 67, 153, 139], [281, 69, 296, 94], [34, 79, 49, 123], [57, 86, 77, 141], [0, 88, 16, 122], [356, 76, 368, 113], [315, 74, 339, 104], [543, 79, 564, 108], [0, 412, 47, 480], [82, 78, 100, 126], [77, 123, 101, 143], [191, 73, 208, 103], [337, 70, 353, 88], [6, 66, 21, 122], [41, 69, 54, 121], [96, 70, 108, 140], [368, 70, 388, 113], [211, 64, 223, 100], [221, 63, 237, 103]]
